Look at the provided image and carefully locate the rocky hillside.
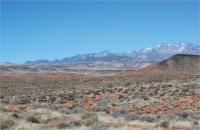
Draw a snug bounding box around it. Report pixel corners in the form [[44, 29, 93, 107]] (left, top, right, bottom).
[[157, 54, 200, 72], [119, 54, 200, 81]]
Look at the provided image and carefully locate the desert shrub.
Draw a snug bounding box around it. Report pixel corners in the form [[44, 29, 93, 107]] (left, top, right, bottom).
[[91, 105, 104, 112], [125, 81, 131, 86], [159, 120, 170, 128], [141, 128, 150, 130], [125, 113, 139, 121], [0, 99, 9, 104], [0, 108, 8, 112], [11, 113, 19, 118], [26, 115, 40, 123], [9, 98, 30, 104], [23, 109, 65, 124], [91, 96, 110, 112], [57, 100, 66, 104], [0, 95, 4, 99], [84, 117, 98, 126], [71, 120, 81, 127], [140, 115, 156, 122], [111, 108, 129, 118], [59, 108, 72, 114], [107, 83, 113, 88], [57, 122, 71, 129], [57, 120, 81, 129], [81, 112, 97, 119], [72, 107, 83, 114], [81, 112, 98, 126], [193, 120, 199, 126], [90, 121, 108, 130], [48, 104, 65, 111], [177, 111, 190, 120], [0, 118, 15, 129]]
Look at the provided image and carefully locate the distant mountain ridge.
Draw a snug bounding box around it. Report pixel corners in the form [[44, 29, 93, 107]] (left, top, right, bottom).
[[1, 54, 200, 73], [1, 43, 199, 71], [26, 43, 200, 64]]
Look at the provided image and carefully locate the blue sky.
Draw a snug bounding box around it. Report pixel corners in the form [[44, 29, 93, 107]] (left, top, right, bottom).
[[1, 1, 199, 63]]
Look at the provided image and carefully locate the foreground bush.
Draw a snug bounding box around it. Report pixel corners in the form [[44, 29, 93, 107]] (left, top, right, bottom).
[[140, 115, 156, 122], [111, 108, 129, 118], [0, 118, 15, 130], [57, 120, 81, 129], [81, 112, 98, 126], [91, 97, 111, 112], [177, 111, 191, 120], [125, 113, 139, 121], [23, 109, 65, 124], [26, 115, 40, 123], [159, 120, 170, 128], [90, 121, 108, 130]]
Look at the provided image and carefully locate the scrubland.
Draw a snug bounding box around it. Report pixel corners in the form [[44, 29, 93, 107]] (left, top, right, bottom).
[[0, 71, 199, 130]]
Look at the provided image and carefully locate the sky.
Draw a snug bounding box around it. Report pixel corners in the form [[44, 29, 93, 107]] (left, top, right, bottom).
[[1, 1, 200, 63]]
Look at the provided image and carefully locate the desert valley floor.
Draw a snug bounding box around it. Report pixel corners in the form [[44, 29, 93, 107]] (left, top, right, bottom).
[[0, 54, 200, 130]]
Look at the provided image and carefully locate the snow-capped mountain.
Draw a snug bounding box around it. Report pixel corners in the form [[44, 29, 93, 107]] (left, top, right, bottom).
[[26, 43, 200, 64], [136, 43, 200, 60]]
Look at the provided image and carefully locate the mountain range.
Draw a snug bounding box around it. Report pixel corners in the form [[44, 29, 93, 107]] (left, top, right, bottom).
[[26, 43, 199, 63], [1, 43, 200, 71]]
